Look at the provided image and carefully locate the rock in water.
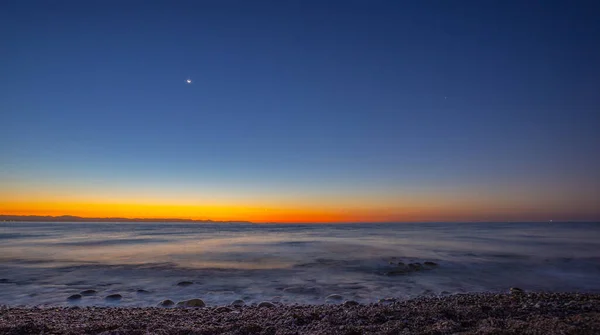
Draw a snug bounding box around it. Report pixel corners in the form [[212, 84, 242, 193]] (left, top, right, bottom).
[[408, 263, 424, 271], [257, 301, 275, 308], [424, 261, 438, 267], [67, 294, 82, 301], [177, 298, 205, 307], [176, 281, 194, 287], [105, 294, 122, 301], [231, 299, 245, 307], [80, 289, 97, 295], [343, 300, 359, 307], [158, 299, 175, 307], [136, 289, 150, 294]]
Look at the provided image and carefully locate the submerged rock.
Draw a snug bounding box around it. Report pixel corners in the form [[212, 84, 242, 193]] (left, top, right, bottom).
[[177, 298, 205, 307], [424, 261, 438, 267], [136, 289, 150, 294], [408, 263, 424, 271], [176, 281, 194, 287], [158, 299, 175, 307], [231, 299, 245, 307], [105, 294, 122, 301], [257, 301, 275, 308], [67, 294, 82, 301], [343, 300, 360, 307], [80, 290, 97, 296]]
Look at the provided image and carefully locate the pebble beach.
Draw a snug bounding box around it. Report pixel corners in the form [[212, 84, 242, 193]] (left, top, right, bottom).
[[1, 292, 599, 334]]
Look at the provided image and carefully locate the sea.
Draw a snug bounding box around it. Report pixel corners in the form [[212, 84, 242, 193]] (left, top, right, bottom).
[[1, 222, 599, 307]]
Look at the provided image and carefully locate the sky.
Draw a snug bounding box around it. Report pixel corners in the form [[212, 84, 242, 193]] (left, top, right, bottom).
[[1, 0, 599, 223]]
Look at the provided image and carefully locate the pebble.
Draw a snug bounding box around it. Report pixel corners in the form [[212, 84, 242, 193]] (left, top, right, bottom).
[[510, 287, 524, 295], [231, 299, 245, 307], [158, 299, 175, 307], [215, 306, 233, 313], [257, 301, 275, 308], [343, 300, 360, 307], [177, 299, 205, 307]]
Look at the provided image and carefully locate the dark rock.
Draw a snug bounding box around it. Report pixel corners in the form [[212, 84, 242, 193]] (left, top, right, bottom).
[[80, 289, 97, 295], [67, 294, 82, 301], [257, 301, 275, 308], [510, 287, 524, 295], [343, 300, 359, 307], [176, 298, 205, 307], [408, 263, 424, 271], [136, 289, 150, 294], [158, 299, 175, 307], [231, 299, 245, 307], [215, 306, 233, 313], [176, 281, 193, 287], [105, 294, 122, 300], [424, 261, 438, 267]]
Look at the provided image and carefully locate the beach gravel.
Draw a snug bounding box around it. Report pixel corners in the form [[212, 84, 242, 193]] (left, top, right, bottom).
[[1, 292, 599, 334]]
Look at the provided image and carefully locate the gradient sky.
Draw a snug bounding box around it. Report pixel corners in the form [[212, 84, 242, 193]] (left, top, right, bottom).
[[1, 0, 599, 222]]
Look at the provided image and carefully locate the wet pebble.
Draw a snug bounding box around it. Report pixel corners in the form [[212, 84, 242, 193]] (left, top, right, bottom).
[[215, 306, 233, 313], [158, 299, 175, 307], [231, 299, 245, 307], [257, 301, 275, 308], [177, 299, 205, 307]]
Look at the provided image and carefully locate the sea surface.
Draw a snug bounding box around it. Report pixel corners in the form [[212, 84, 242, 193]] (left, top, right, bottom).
[[1, 222, 599, 307]]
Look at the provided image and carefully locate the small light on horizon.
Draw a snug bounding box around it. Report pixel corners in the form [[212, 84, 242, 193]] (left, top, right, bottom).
[[186, 78, 192, 84]]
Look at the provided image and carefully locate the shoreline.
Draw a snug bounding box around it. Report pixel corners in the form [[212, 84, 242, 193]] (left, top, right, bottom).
[[1, 292, 599, 334]]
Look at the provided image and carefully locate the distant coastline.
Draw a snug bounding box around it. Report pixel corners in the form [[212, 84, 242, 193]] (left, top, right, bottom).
[[0, 214, 252, 224]]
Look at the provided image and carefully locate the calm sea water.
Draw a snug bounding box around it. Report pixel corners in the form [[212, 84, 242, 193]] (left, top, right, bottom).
[[1, 222, 599, 307]]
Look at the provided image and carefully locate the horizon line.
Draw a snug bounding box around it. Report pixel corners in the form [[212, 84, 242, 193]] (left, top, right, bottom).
[[1, 214, 598, 224]]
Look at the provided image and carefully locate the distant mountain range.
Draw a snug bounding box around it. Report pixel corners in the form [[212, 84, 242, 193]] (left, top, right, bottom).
[[0, 214, 252, 224]]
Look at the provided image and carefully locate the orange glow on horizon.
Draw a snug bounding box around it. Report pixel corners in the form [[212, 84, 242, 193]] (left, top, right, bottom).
[[1, 199, 596, 223]]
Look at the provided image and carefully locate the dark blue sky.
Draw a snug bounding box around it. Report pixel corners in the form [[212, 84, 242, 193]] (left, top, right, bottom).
[[1, 0, 599, 221]]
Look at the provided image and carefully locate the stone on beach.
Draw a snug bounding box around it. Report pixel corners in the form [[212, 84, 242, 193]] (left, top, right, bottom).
[[176, 298, 205, 307], [158, 299, 175, 307], [257, 301, 275, 308], [215, 306, 233, 313], [343, 300, 360, 306], [231, 299, 245, 307]]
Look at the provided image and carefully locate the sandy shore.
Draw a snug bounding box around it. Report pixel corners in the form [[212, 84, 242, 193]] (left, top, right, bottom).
[[1, 292, 599, 334]]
